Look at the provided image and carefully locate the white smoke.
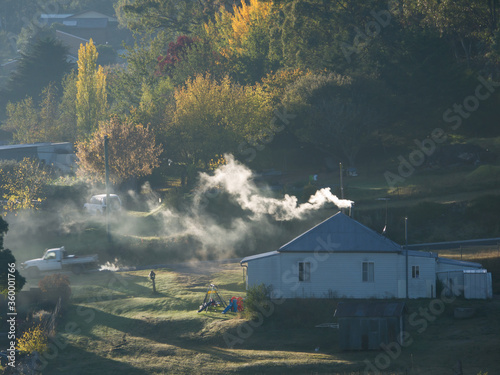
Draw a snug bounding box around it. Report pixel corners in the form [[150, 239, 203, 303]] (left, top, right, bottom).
[[99, 258, 130, 271], [119, 153, 354, 259], [195, 154, 353, 221]]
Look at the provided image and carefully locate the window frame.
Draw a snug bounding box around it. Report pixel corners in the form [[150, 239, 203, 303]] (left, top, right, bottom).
[[298, 261, 311, 282], [412, 265, 420, 279], [362, 261, 374, 283]]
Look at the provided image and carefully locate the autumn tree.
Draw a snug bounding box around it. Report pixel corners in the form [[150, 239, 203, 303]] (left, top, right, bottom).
[[157, 35, 195, 77], [203, 0, 277, 83], [168, 74, 272, 174], [3, 83, 70, 143], [3, 97, 39, 143], [0, 158, 52, 213], [76, 116, 163, 184], [76, 39, 108, 139]]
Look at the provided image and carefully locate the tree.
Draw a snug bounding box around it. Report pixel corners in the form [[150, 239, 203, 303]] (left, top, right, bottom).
[[168, 74, 272, 171], [1, 158, 52, 213], [282, 72, 381, 167], [76, 116, 163, 183], [157, 35, 195, 77], [116, 0, 235, 36], [1, 37, 73, 109], [0, 218, 26, 295], [203, 0, 277, 83], [397, 0, 491, 66], [3, 83, 69, 143], [3, 97, 40, 143], [57, 71, 78, 143], [76, 39, 108, 139], [108, 32, 170, 115]]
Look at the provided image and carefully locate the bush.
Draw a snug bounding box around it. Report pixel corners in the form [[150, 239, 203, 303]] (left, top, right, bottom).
[[38, 274, 71, 305], [243, 283, 272, 319], [17, 324, 48, 355]]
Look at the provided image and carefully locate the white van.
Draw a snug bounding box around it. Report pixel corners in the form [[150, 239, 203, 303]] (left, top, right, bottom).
[[84, 194, 122, 215]]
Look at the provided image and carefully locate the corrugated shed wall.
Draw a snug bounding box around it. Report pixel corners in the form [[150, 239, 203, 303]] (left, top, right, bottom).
[[338, 317, 401, 350]]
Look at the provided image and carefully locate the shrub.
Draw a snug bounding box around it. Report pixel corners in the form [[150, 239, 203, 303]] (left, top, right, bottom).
[[38, 274, 71, 305], [243, 283, 272, 319], [17, 324, 48, 355]]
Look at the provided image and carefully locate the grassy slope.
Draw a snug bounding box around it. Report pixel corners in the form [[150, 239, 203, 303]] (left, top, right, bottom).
[[38, 261, 500, 375]]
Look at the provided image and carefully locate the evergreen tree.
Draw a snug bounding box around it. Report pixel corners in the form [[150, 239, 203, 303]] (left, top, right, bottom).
[[1, 37, 73, 108], [0, 218, 27, 295]]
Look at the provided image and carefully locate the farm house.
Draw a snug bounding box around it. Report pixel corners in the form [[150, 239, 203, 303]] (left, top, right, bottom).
[[240, 212, 492, 299]]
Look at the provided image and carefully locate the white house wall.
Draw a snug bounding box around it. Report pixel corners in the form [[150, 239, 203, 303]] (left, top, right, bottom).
[[246, 254, 281, 297], [403, 255, 436, 298], [244, 252, 486, 300], [261, 252, 401, 299], [246, 252, 442, 299]]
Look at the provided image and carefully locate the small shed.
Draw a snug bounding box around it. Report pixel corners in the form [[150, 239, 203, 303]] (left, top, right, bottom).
[[334, 301, 406, 350], [437, 269, 493, 299]]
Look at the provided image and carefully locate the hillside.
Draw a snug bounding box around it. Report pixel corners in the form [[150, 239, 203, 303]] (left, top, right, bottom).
[[6, 260, 498, 375]]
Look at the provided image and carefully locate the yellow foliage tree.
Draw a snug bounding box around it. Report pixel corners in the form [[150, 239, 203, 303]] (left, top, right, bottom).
[[4, 97, 40, 143], [168, 74, 272, 168], [76, 38, 107, 139], [17, 324, 48, 355], [1, 158, 52, 213], [205, 0, 272, 55], [229, 0, 272, 55], [203, 0, 275, 82]]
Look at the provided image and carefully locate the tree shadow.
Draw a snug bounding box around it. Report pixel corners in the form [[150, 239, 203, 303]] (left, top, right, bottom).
[[41, 342, 149, 375]]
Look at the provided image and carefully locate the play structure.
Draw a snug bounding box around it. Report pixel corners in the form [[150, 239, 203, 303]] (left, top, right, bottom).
[[197, 284, 244, 313], [222, 297, 244, 314], [198, 284, 227, 312]]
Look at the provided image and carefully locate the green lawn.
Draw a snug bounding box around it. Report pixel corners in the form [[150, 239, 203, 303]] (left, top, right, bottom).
[[28, 262, 500, 375]]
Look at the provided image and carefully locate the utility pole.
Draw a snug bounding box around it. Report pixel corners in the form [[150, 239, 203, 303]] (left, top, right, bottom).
[[104, 135, 111, 242], [405, 216, 408, 299], [339, 162, 344, 199], [376, 198, 390, 234]]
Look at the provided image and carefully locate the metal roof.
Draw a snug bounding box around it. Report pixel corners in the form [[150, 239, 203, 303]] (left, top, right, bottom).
[[279, 212, 402, 253], [0, 142, 71, 151], [240, 251, 279, 264], [408, 237, 500, 251], [436, 257, 482, 268], [334, 301, 406, 318]]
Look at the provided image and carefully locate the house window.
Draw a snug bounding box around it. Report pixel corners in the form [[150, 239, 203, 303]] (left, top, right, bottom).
[[362, 262, 374, 282], [412, 265, 420, 279], [299, 262, 310, 282]]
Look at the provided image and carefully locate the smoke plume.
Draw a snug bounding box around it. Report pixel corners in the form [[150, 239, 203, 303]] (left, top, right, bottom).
[[194, 154, 353, 221]]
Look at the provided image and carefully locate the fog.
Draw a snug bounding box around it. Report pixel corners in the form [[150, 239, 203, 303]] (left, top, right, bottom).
[[4, 154, 353, 266]]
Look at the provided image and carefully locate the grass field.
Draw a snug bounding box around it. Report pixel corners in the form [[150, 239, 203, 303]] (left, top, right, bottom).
[[16, 258, 497, 375], [3, 155, 500, 374]]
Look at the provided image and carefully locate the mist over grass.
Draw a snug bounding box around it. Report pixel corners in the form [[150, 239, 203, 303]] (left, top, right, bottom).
[[4, 155, 348, 268], [5, 153, 499, 272]]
